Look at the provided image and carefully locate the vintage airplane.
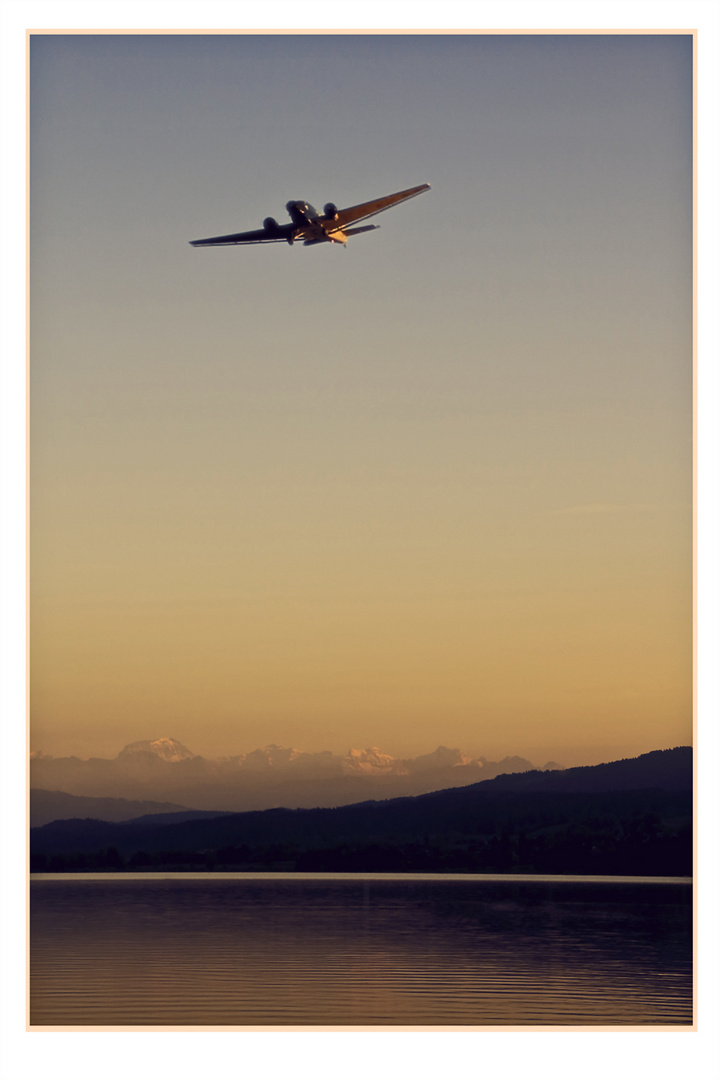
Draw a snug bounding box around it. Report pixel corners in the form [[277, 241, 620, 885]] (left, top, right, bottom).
[[189, 183, 430, 248]]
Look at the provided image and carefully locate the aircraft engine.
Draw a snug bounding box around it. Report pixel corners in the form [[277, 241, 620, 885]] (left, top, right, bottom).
[[263, 217, 280, 234], [323, 203, 338, 220]]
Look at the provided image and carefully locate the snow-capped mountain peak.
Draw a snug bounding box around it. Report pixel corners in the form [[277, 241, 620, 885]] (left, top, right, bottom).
[[343, 747, 400, 773], [117, 738, 195, 763]]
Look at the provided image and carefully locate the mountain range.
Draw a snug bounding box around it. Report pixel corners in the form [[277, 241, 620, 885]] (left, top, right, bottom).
[[30, 737, 560, 815], [30, 747, 692, 877]]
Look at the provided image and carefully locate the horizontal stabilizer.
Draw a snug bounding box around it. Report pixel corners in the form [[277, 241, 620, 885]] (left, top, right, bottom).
[[343, 225, 380, 237]]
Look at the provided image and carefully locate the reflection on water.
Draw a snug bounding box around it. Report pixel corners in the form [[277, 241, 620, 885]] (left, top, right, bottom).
[[30, 873, 692, 1027]]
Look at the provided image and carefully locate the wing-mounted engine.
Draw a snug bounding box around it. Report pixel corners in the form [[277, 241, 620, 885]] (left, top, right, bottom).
[[323, 203, 339, 220], [263, 217, 280, 235]]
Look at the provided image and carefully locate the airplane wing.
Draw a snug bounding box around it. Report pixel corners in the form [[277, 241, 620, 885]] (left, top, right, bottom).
[[330, 183, 431, 231], [189, 226, 291, 247], [189, 184, 430, 247]]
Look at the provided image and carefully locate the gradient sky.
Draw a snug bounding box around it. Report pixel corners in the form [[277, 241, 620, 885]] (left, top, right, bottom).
[[29, 32, 693, 766]]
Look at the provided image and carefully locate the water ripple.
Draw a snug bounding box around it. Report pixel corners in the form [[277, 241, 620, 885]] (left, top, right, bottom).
[[30, 874, 692, 1026]]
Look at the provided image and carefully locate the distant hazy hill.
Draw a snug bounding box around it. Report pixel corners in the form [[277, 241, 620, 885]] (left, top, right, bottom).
[[30, 747, 692, 877], [29, 790, 234, 829], [29, 739, 544, 813]]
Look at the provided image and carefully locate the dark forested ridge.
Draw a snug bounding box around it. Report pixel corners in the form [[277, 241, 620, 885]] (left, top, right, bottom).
[[478, 747, 692, 793], [30, 746, 692, 876]]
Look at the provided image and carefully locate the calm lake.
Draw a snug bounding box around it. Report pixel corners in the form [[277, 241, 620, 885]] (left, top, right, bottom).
[[30, 873, 692, 1027]]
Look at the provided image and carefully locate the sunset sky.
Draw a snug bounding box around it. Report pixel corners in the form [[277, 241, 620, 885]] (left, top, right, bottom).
[[29, 32, 693, 767]]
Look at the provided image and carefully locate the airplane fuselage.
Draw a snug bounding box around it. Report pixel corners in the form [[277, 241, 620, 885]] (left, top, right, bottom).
[[285, 201, 347, 245]]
